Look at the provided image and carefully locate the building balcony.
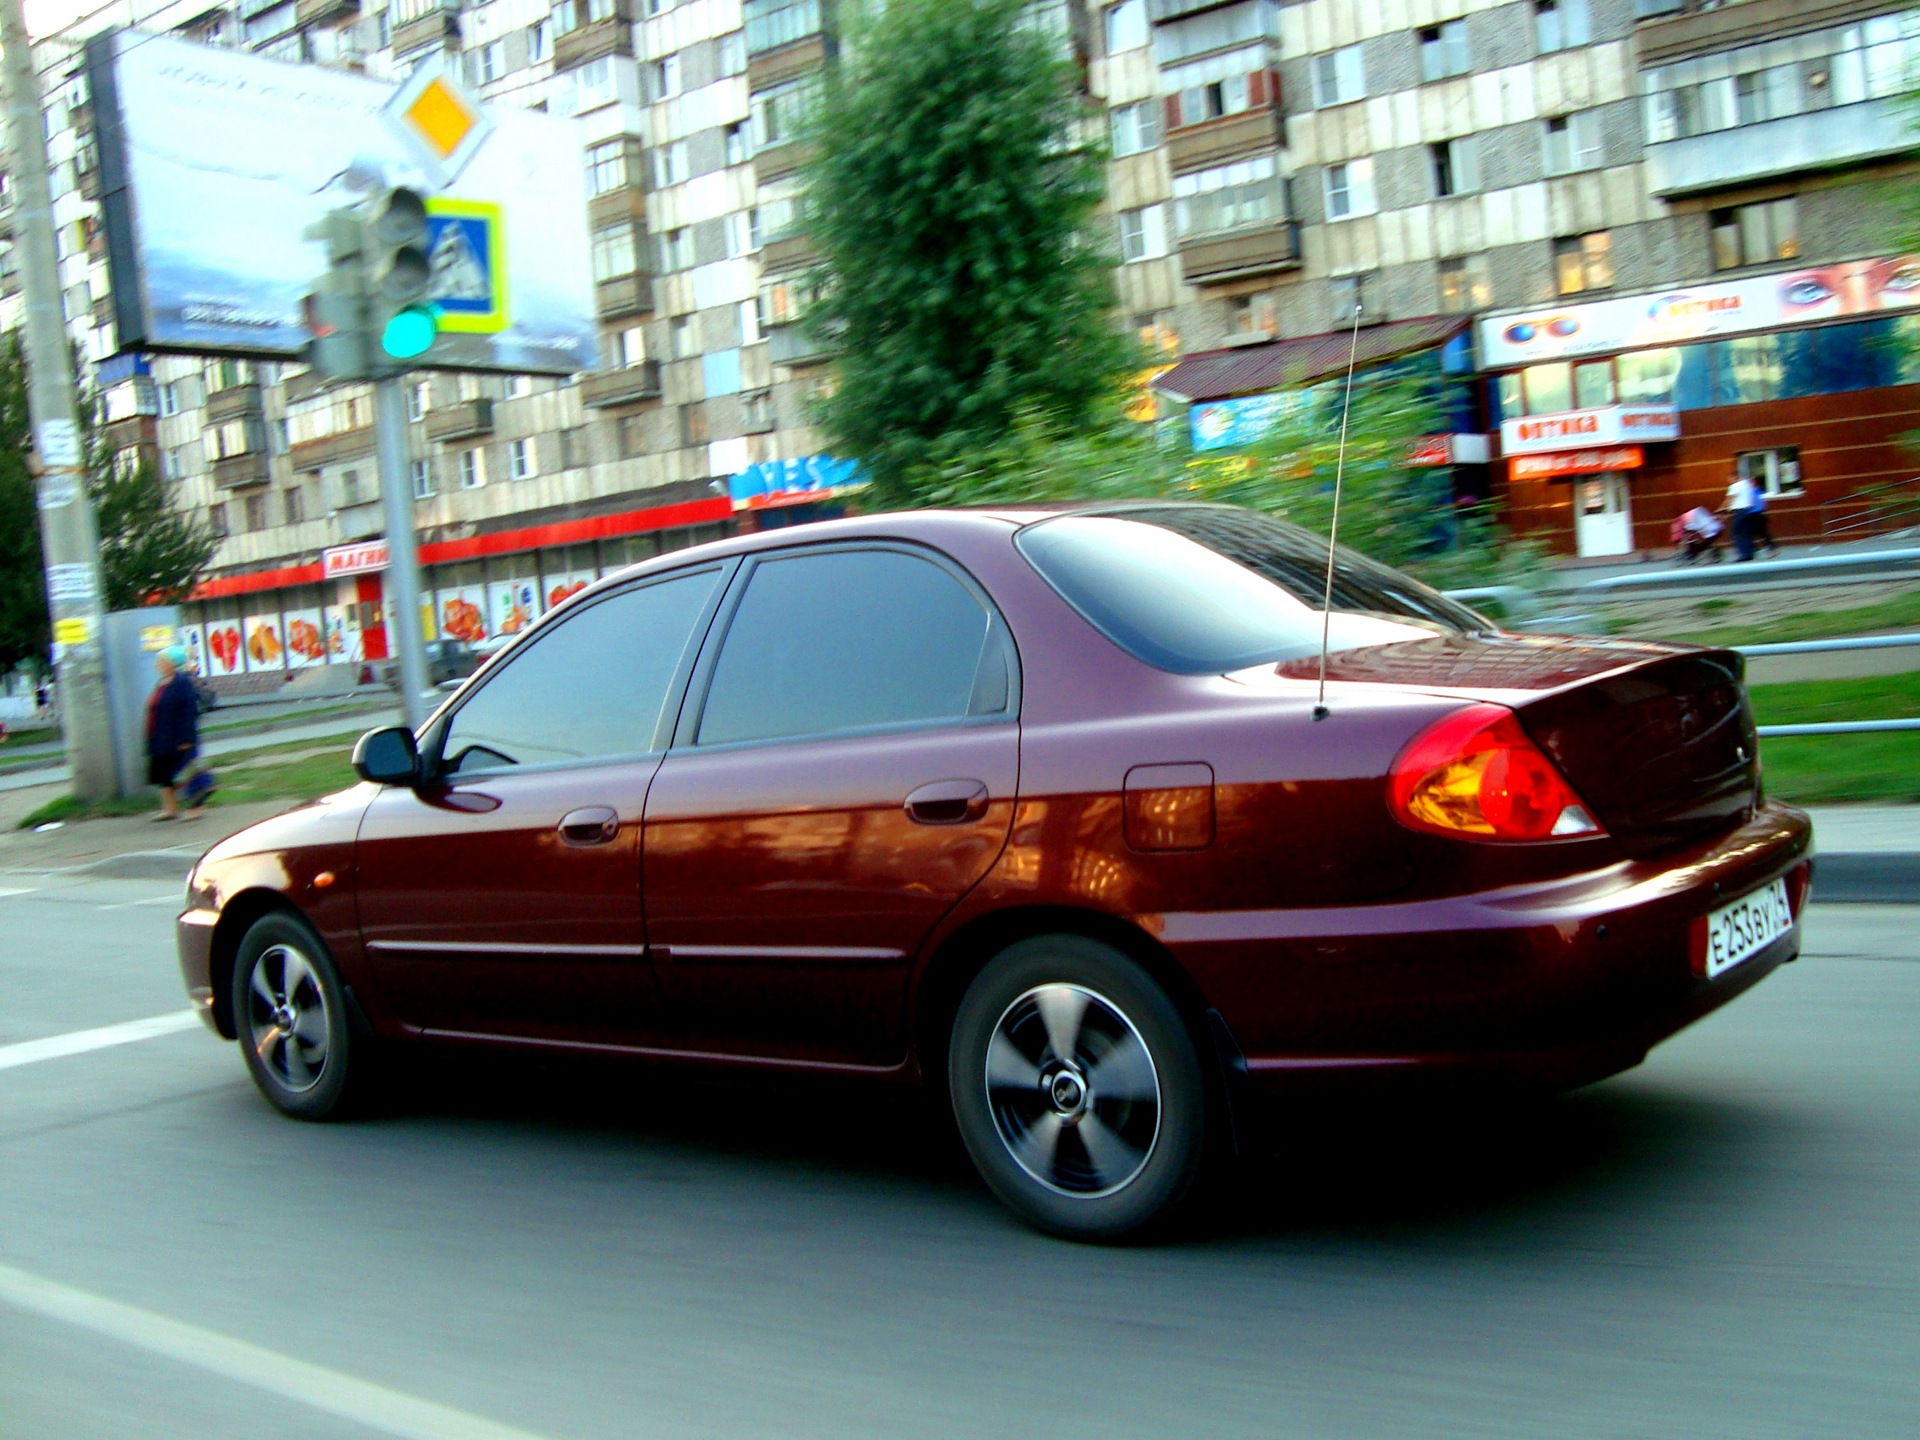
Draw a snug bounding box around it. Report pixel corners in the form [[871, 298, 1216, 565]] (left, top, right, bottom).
[[390, 5, 457, 57], [754, 138, 813, 183], [587, 186, 647, 232], [425, 397, 494, 442], [206, 382, 262, 424], [212, 452, 271, 490], [749, 33, 827, 92], [761, 231, 817, 273], [580, 360, 662, 408], [1147, 0, 1242, 21], [295, 0, 359, 28], [1175, 219, 1302, 285], [289, 426, 373, 471], [78, 167, 100, 202], [1166, 109, 1284, 176], [769, 324, 831, 367], [1644, 98, 1914, 198], [554, 1, 635, 71], [1636, 0, 1871, 64], [596, 271, 654, 319], [105, 415, 157, 455]]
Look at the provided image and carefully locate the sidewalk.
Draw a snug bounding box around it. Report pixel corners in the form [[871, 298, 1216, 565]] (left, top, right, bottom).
[[1803, 804, 1918, 904]]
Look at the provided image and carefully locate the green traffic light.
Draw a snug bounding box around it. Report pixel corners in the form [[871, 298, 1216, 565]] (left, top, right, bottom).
[[381, 305, 438, 360]]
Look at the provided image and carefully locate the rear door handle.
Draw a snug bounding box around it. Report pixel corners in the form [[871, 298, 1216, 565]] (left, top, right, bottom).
[[558, 806, 620, 846], [905, 780, 990, 826]]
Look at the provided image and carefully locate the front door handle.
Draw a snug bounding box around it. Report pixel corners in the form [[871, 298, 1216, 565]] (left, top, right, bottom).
[[905, 780, 990, 826], [558, 806, 620, 846]]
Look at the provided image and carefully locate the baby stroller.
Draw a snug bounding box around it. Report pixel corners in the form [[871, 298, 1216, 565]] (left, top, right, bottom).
[[1671, 506, 1724, 564]]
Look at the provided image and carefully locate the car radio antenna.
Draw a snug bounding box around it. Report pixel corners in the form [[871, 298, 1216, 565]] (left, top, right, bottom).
[[1313, 299, 1365, 721]]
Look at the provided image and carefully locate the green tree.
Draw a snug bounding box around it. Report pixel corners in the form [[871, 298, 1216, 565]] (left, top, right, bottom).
[[0, 333, 49, 675], [79, 383, 217, 611], [808, 0, 1138, 505]]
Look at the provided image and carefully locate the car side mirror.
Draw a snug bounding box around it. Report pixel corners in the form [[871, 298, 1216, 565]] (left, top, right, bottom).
[[352, 726, 421, 787]]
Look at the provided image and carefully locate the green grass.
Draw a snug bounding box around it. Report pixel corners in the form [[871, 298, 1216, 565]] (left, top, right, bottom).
[[1657, 587, 1920, 648], [1750, 672, 1920, 805]]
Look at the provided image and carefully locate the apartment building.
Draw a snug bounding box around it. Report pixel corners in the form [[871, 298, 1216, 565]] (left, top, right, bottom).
[[3, 0, 1916, 686]]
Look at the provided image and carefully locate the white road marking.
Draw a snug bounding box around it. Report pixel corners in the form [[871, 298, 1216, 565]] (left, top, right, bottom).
[[0, 1011, 202, 1072], [0, 886, 36, 899], [0, 1263, 558, 1440]]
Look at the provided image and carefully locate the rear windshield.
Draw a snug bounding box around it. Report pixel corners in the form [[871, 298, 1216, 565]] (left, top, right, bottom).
[[1015, 506, 1487, 676]]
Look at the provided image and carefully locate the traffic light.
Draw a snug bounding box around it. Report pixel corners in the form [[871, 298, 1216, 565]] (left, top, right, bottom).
[[365, 187, 438, 363], [302, 210, 371, 381]]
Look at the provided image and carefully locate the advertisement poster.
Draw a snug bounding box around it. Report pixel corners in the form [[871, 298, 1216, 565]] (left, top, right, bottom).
[[177, 624, 207, 678], [1480, 254, 1920, 367], [1189, 393, 1300, 453], [244, 613, 287, 673], [420, 599, 438, 644], [320, 605, 357, 665], [204, 617, 245, 677], [544, 572, 593, 612], [490, 578, 539, 637], [440, 588, 488, 644], [85, 31, 597, 374], [283, 607, 327, 669]]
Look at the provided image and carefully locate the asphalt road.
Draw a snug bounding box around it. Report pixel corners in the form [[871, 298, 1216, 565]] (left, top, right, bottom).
[[2, 871, 1916, 1439]]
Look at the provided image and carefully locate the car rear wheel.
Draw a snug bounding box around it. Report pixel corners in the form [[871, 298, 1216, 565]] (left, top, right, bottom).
[[949, 935, 1209, 1242], [232, 910, 364, 1120]]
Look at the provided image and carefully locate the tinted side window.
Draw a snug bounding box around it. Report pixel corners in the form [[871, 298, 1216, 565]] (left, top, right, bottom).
[[442, 569, 721, 773], [697, 549, 993, 747]]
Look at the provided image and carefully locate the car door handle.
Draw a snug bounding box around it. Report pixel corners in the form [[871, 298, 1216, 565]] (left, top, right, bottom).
[[557, 806, 620, 846], [904, 780, 990, 826]]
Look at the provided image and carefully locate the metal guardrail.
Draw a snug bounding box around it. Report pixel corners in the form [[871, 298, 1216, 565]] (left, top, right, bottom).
[[1569, 547, 1920, 595], [1733, 633, 1920, 738]]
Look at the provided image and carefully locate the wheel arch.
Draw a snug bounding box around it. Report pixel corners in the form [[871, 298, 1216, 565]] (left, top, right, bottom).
[[206, 888, 303, 1039]]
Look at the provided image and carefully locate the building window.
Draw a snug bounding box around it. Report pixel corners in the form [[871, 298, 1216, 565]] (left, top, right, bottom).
[[618, 412, 647, 458], [725, 121, 749, 166], [411, 459, 433, 498], [1109, 100, 1159, 158], [592, 223, 640, 282], [283, 487, 303, 526], [648, 54, 682, 102], [1116, 206, 1165, 262], [406, 382, 427, 421], [1104, 0, 1146, 55], [1554, 231, 1613, 295], [751, 77, 818, 152], [1543, 112, 1603, 175], [740, 298, 761, 345], [1738, 446, 1804, 497], [717, 31, 746, 75], [158, 381, 180, 417], [744, 0, 821, 55], [1431, 137, 1478, 197], [586, 139, 638, 196], [743, 389, 772, 431], [510, 438, 535, 480], [1229, 291, 1277, 338], [1165, 57, 1265, 128], [671, 314, 695, 360], [1711, 197, 1799, 270], [1418, 20, 1468, 82], [244, 491, 268, 532], [208, 503, 227, 537], [1312, 44, 1365, 108], [559, 428, 587, 469], [652, 139, 690, 189], [605, 325, 646, 368], [662, 227, 694, 271], [1438, 256, 1491, 313], [678, 403, 709, 447], [1171, 155, 1290, 238], [459, 448, 484, 488], [1323, 159, 1376, 220], [1535, 0, 1590, 54], [528, 19, 550, 62]]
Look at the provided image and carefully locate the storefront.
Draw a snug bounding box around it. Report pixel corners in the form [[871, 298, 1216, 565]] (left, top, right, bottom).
[[180, 494, 733, 688], [1482, 255, 1920, 555]]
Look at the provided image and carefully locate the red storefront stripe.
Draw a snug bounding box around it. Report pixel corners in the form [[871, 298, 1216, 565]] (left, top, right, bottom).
[[188, 496, 734, 601]]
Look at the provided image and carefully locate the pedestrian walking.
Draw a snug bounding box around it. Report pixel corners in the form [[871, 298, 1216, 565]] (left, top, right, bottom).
[[1724, 471, 1759, 561], [1748, 483, 1780, 557], [145, 645, 200, 821]]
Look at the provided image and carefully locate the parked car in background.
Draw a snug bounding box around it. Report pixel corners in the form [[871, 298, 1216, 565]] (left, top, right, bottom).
[[425, 638, 479, 690], [176, 504, 1811, 1241], [192, 675, 219, 713]]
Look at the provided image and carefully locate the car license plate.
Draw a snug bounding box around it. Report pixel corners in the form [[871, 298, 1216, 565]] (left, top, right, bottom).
[[1701, 878, 1794, 979]]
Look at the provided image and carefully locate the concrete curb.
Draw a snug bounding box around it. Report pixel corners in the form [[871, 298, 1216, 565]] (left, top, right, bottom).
[[1815, 854, 1920, 905]]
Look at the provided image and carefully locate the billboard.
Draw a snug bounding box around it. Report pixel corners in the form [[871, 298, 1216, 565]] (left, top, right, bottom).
[[1478, 255, 1920, 369], [85, 31, 596, 374]]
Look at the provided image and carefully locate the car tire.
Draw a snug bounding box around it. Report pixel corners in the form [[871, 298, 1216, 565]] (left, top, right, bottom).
[[231, 910, 366, 1121], [949, 935, 1209, 1242]]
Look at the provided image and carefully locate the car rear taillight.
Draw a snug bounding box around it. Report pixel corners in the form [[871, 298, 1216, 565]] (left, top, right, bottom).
[[1389, 703, 1604, 842]]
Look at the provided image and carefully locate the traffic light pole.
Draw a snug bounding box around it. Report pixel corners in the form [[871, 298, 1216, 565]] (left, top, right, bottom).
[[1, 0, 117, 801], [374, 375, 431, 731]]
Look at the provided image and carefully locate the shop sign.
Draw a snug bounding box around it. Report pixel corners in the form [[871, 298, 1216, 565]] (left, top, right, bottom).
[[323, 540, 390, 578], [1501, 404, 1678, 456], [1406, 434, 1492, 466], [728, 455, 865, 508], [1479, 254, 1920, 367], [1509, 446, 1644, 480]]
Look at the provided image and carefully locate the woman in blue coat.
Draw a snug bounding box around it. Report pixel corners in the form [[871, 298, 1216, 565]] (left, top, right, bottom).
[[146, 646, 199, 821]]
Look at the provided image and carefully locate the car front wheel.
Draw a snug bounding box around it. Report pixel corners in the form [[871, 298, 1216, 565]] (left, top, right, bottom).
[[949, 935, 1210, 1242], [232, 910, 364, 1120]]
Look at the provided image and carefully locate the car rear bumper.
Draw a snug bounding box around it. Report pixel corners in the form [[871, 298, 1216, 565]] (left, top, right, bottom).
[[1163, 801, 1813, 1093]]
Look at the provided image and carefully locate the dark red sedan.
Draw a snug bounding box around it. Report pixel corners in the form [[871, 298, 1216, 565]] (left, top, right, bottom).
[[178, 504, 1811, 1239]]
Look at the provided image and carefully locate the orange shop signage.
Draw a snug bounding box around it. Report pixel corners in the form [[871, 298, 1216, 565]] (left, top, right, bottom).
[[1509, 446, 1644, 480]]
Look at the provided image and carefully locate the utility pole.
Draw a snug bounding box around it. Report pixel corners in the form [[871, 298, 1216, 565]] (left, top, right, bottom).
[[0, 0, 117, 800], [374, 377, 429, 729]]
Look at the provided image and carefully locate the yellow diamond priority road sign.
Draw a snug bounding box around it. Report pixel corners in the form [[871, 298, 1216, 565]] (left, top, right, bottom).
[[385, 57, 494, 186]]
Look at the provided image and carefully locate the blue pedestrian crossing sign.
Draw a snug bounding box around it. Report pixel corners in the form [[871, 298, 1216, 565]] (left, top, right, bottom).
[[424, 198, 508, 334]]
